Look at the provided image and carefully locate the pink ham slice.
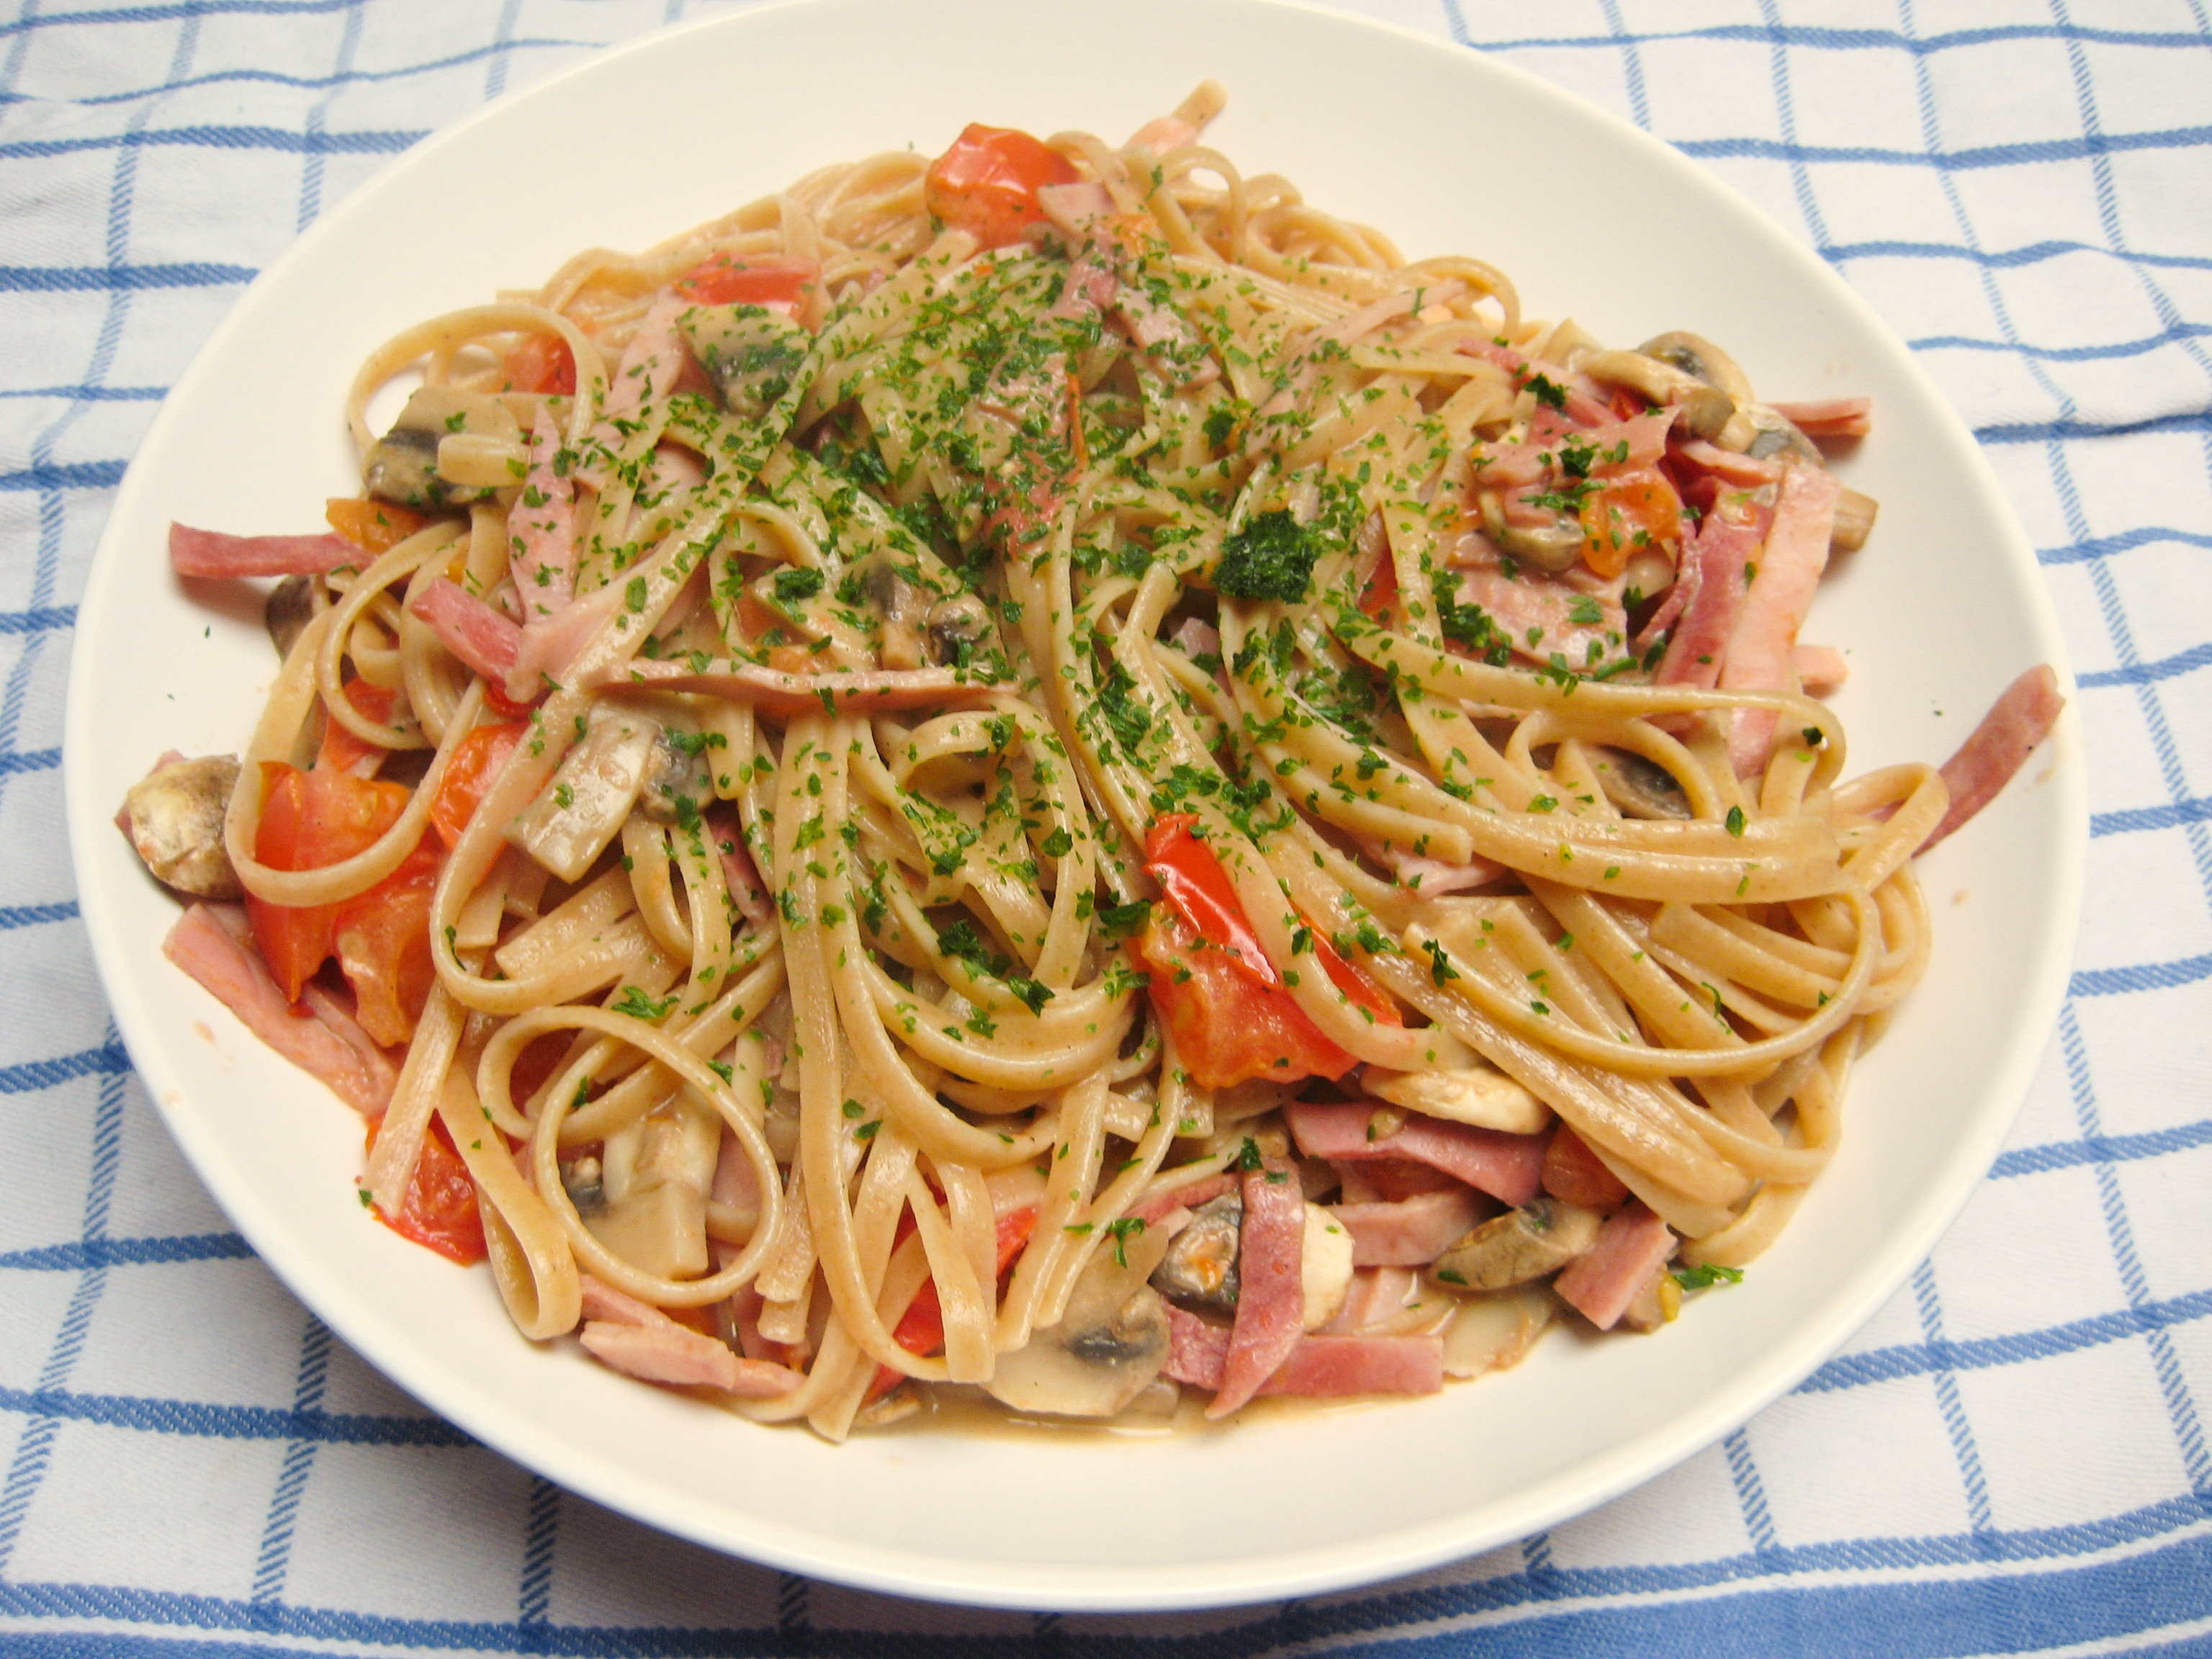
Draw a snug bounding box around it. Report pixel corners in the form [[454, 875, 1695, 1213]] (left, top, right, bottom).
[[1655, 510, 1762, 688], [1921, 664, 2065, 850], [508, 403, 575, 617], [409, 578, 522, 682], [1208, 1158, 1308, 1419], [1130, 1172, 1236, 1228], [1287, 1102, 1546, 1208], [163, 902, 395, 1115], [1720, 462, 1840, 772], [170, 523, 361, 579], [1769, 398, 1871, 439], [705, 806, 774, 928], [576, 1274, 801, 1398], [1554, 1200, 1676, 1330], [1329, 1187, 1487, 1267], [1164, 1305, 1443, 1399]]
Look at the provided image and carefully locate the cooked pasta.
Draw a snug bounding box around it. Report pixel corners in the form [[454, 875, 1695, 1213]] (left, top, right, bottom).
[[135, 85, 2060, 1438]]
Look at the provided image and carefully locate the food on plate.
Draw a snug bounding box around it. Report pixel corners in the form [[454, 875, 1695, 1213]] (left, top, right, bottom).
[[133, 85, 2060, 1437]]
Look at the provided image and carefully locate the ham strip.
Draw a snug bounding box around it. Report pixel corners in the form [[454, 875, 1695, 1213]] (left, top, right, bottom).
[[1654, 511, 1761, 688], [1921, 664, 2064, 850], [1330, 1187, 1485, 1267], [577, 1273, 801, 1398], [509, 403, 575, 618], [706, 806, 774, 927], [1130, 1172, 1236, 1227], [1721, 462, 1840, 772], [590, 657, 1009, 716], [1554, 1201, 1675, 1330], [171, 523, 361, 579], [409, 578, 522, 682], [1165, 1305, 1443, 1398], [1208, 1159, 1307, 1419], [1768, 398, 1871, 439], [162, 903, 393, 1116], [1287, 1102, 1546, 1207]]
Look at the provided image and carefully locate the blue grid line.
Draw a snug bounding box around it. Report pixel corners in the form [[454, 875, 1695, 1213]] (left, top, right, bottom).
[[1991, 1118, 2212, 1179], [1759, 0, 1834, 253], [1596, 0, 1651, 131], [0, 462, 127, 493], [0, 264, 252, 292], [1721, 1428, 1783, 1554], [248, 1317, 331, 1607], [4, 1504, 2212, 1657], [0, 1385, 471, 1447], [0, 387, 164, 402], [0, 124, 424, 160], [0, 899, 80, 927], [2058, 1003, 2212, 1492], [0, 1043, 132, 1092], [2072, 954, 2212, 998], [1912, 323, 2212, 361], [1833, 238, 2212, 273], [2039, 528, 2212, 565], [1801, 1284, 2212, 1393], [1674, 127, 2212, 170], [0, 1232, 251, 1272], [294, 1, 362, 233], [0, 608, 77, 636], [2080, 644, 2212, 690], [0, 750, 60, 776], [2092, 799, 2212, 838], [1912, 1261, 1996, 1535], [1974, 412, 2212, 444], [0, 1048, 126, 1579], [0, 35, 614, 105], [516, 1478, 561, 1627]]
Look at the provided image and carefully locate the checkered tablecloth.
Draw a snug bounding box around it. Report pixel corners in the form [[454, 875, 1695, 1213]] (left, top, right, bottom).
[[4, 1, 2209, 1652]]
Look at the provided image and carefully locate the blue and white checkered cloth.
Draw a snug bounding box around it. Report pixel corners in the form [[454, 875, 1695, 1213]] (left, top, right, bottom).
[[4, 1, 2209, 1651]]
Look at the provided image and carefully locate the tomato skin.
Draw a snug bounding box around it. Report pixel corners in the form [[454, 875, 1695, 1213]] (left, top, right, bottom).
[[325, 497, 430, 554], [1578, 468, 1683, 579], [1143, 814, 1276, 987], [316, 678, 397, 776], [671, 252, 819, 310], [333, 836, 441, 1047], [367, 1112, 487, 1265], [870, 1206, 1038, 1400], [925, 123, 1079, 249], [1138, 915, 1357, 1092], [248, 763, 410, 1002], [1358, 549, 1401, 625], [429, 721, 527, 848], [500, 333, 575, 396]]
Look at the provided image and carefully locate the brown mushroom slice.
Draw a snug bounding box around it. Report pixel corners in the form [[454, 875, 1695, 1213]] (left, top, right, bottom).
[[1636, 331, 1755, 405], [1426, 1197, 1605, 1292], [1364, 1059, 1549, 1136], [363, 385, 521, 511], [265, 573, 318, 660], [1833, 485, 1879, 553], [122, 755, 243, 899], [1151, 1192, 1241, 1314], [1476, 489, 1584, 574], [1440, 1285, 1555, 1379], [679, 303, 810, 422], [926, 591, 994, 665], [858, 557, 931, 671], [637, 724, 712, 827], [1594, 747, 1694, 820], [1581, 348, 1737, 441], [583, 1094, 723, 1282], [506, 708, 660, 881], [986, 1238, 1174, 1418]]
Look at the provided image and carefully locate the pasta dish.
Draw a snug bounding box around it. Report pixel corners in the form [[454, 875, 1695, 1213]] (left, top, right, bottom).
[[125, 85, 2060, 1438]]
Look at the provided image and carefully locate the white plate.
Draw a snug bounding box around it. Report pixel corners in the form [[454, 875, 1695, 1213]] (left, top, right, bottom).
[[64, 0, 2084, 1613]]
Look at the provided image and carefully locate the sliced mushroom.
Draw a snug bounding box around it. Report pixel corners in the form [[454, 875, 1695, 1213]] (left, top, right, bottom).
[[926, 592, 994, 665], [560, 1154, 606, 1216], [1620, 1264, 1683, 1333], [860, 557, 930, 671], [1363, 1061, 1549, 1136], [1301, 1202, 1355, 1331], [363, 386, 521, 511], [986, 1235, 1173, 1417], [1594, 747, 1693, 819], [637, 726, 711, 827], [1150, 1192, 1241, 1313], [506, 708, 660, 881], [1426, 1197, 1604, 1292], [1637, 331, 1755, 405], [679, 303, 811, 422], [1440, 1285, 1555, 1379], [121, 754, 242, 899], [1580, 348, 1736, 441], [1832, 485, 1879, 554], [266, 573, 317, 660], [584, 1095, 722, 1282], [1476, 490, 1583, 574]]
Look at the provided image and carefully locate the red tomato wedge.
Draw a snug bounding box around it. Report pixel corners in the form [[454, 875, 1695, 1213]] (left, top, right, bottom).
[[500, 332, 575, 396], [925, 123, 1079, 250], [1358, 549, 1401, 624], [325, 497, 430, 554], [366, 1112, 487, 1265], [1143, 814, 1277, 986], [671, 252, 819, 310], [1138, 915, 1357, 1092], [430, 720, 527, 848], [1578, 468, 1683, 578], [315, 678, 397, 776], [868, 1205, 1039, 1400], [248, 763, 411, 1002], [333, 836, 440, 1048]]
